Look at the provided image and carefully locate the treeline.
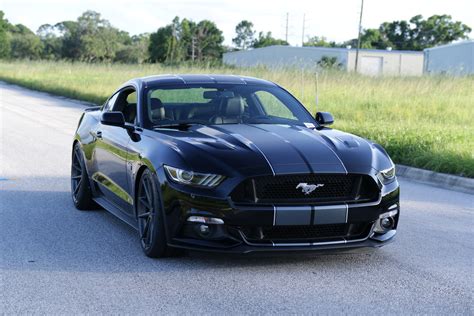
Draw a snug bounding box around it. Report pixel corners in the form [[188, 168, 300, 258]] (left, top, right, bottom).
[[0, 11, 149, 63], [0, 10, 471, 64]]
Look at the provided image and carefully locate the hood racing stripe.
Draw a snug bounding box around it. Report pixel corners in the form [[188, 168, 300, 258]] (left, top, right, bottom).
[[246, 124, 314, 173], [230, 133, 276, 176], [296, 127, 348, 174]]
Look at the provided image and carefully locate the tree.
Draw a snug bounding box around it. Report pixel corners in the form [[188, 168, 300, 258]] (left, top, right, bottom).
[[409, 14, 471, 50], [115, 33, 149, 63], [148, 17, 224, 63], [303, 36, 338, 48], [349, 14, 472, 51], [76, 11, 122, 61], [8, 23, 35, 35], [378, 20, 413, 50], [10, 33, 43, 59], [252, 32, 288, 48], [317, 56, 343, 69], [180, 18, 197, 60], [148, 25, 174, 62], [5, 22, 43, 59], [194, 20, 224, 60], [232, 20, 255, 50], [0, 11, 11, 58], [37, 24, 62, 59], [53, 11, 127, 62], [55, 20, 82, 59]]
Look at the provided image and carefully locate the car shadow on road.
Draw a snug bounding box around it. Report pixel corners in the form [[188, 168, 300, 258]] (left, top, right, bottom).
[[1, 188, 386, 274]]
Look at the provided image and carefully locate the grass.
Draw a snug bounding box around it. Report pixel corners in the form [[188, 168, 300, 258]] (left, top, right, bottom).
[[0, 60, 473, 177]]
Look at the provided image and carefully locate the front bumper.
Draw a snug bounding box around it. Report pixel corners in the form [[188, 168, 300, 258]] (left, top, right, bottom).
[[161, 177, 400, 254]]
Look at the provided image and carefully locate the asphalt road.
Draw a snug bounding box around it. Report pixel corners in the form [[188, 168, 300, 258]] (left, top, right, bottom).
[[1, 81, 473, 314]]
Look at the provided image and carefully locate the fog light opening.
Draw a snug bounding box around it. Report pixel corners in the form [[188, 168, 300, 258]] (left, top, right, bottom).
[[380, 217, 394, 230], [374, 209, 398, 233], [198, 224, 210, 237]]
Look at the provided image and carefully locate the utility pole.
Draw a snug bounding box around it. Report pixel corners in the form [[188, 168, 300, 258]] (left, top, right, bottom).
[[191, 36, 196, 62], [301, 13, 306, 47], [285, 12, 289, 43], [355, 0, 364, 72]]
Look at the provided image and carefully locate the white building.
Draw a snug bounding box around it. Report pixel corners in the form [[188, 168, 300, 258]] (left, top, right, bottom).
[[223, 45, 424, 76], [424, 40, 474, 75]]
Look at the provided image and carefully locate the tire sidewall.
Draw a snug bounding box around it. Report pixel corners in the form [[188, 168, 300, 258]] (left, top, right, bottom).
[[71, 143, 94, 209], [138, 169, 168, 257]]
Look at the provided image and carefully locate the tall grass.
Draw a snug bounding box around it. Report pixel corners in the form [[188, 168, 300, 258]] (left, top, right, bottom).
[[0, 60, 473, 177]]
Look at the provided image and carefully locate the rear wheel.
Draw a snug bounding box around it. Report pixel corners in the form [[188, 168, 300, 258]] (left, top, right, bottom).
[[71, 143, 97, 210], [137, 169, 182, 258]]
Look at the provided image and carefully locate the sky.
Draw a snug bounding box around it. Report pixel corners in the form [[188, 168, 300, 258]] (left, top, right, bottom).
[[2, 0, 473, 46]]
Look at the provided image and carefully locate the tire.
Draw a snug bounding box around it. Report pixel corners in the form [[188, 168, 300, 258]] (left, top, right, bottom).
[[136, 168, 183, 258], [71, 143, 98, 210]]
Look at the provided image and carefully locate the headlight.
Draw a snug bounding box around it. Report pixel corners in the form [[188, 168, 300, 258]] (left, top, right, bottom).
[[163, 165, 225, 188], [377, 165, 396, 184]]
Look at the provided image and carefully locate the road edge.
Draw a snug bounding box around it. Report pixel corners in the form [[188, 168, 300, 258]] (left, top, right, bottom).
[[396, 164, 474, 195]]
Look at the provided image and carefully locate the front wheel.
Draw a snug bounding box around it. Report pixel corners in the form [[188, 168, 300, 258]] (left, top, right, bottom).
[[71, 143, 97, 210], [136, 169, 182, 258]]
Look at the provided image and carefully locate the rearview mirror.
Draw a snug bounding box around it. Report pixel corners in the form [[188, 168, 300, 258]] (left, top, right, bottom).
[[315, 112, 334, 126], [203, 90, 235, 99], [101, 111, 125, 127]]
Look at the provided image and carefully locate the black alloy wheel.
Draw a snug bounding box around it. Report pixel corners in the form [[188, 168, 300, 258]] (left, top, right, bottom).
[[71, 143, 97, 210], [136, 168, 181, 258]]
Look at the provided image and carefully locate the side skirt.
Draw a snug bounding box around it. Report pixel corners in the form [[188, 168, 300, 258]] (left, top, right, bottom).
[[93, 196, 138, 230]]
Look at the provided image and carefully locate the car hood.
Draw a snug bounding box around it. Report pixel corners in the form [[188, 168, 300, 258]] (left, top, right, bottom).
[[152, 124, 393, 177]]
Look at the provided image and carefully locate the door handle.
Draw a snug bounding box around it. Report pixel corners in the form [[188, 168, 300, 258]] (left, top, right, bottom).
[[96, 131, 102, 139]]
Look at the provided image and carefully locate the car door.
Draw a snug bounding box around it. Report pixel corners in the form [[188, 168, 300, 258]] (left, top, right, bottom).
[[93, 87, 137, 215]]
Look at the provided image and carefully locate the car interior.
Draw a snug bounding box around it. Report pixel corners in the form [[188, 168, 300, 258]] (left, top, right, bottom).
[[147, 88, 302, 127], [108, 89, 138, 124], [149, 95, 248, 124], [107, 87, 303, 128]]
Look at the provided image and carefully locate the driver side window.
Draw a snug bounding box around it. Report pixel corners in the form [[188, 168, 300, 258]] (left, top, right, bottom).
[[106, 88, 137, 125]]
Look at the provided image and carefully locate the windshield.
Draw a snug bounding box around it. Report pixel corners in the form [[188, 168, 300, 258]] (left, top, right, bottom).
[[144, 84, 315, 127]]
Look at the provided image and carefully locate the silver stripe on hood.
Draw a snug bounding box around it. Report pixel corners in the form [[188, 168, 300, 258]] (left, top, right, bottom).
[[230, 133, 276, 176]]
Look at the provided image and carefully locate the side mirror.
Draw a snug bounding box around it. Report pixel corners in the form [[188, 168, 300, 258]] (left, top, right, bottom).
[[315, 111, 334, 126], [101, 111, 125, 127]]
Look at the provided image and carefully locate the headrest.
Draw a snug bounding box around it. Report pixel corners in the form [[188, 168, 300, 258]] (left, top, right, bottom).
[[150, 98, 163, 110], [224, 97, 244, 117], [150, 98, 165, 120]]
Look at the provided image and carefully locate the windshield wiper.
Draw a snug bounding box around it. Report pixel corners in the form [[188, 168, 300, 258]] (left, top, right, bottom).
[[154, 122, 202, 131]]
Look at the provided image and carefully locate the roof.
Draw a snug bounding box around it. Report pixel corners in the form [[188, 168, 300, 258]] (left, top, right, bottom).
[[133, 74, 276, 87], [225, 45, 423, 55], [424, 40, 474, 52]]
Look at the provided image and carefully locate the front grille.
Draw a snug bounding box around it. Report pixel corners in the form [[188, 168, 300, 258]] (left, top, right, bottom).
[[231, 174, 379, 204], [240, 223, 370, 243]]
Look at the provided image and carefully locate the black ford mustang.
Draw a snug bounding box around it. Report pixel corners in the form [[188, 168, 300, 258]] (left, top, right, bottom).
[[71, 74, 399, 258]]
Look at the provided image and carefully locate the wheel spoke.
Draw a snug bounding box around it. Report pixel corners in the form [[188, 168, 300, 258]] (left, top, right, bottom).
[[74, 150, 81, 165], [139, 196, 152, 210], [141, 218, 150, 239], [72, 163, 81, 173], [73, 178, 82, 195], [138, 211, 151, 219], [142, 178, 152, 205], [71, 175, 82, 180]]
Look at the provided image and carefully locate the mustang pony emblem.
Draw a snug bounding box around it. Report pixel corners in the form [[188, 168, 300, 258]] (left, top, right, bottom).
[[296, 183, 324, 195]]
